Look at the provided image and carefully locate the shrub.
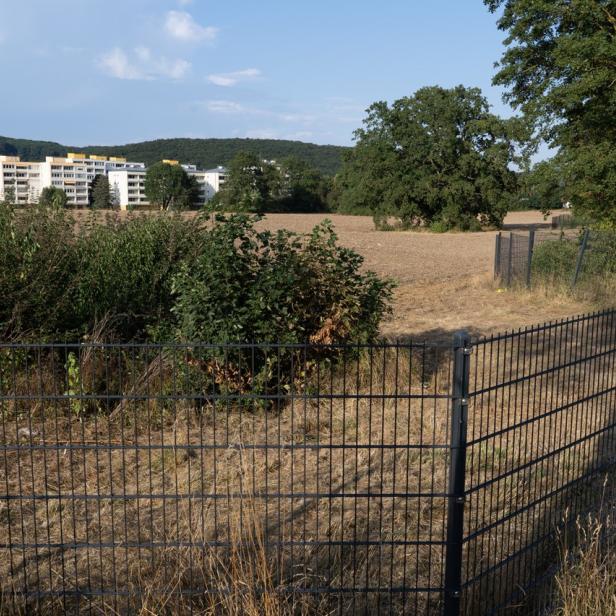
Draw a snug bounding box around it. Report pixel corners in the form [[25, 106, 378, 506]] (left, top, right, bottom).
[[0, 206, 203, 340], [531, 230, 616, 305], [0, 203, 77, 338], [531, 238, 579, 287], [1, 207, 394, 403], [70, 213, 203, 339], [171, 214, 394, 397]]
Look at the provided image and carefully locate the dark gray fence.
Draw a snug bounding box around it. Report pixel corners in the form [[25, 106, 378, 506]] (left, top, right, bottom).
[[494, 228, 594, 289], [2, 312, 616, 614]]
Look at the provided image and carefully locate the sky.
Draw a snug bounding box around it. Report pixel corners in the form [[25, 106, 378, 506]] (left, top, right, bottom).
[[0, 0, 513, 148]]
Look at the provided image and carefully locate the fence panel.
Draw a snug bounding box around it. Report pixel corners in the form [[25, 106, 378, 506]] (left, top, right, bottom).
[[462, 311, 616, 614], [3, 311, 616, 615], [0, 341, 454, 615], [494, 229, 577, 288]]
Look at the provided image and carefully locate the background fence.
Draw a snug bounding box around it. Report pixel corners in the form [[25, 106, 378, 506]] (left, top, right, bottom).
[[493, 227, 616, 289], [2, 311, 616, 614]]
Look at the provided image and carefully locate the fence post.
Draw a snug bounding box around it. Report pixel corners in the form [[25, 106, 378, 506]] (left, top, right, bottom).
[[507, 232, 513, 287], [494, 232, 502, 280], [526, 229, 535, 289], [443, 331, 472, 616], [572, 228, 590, 288]]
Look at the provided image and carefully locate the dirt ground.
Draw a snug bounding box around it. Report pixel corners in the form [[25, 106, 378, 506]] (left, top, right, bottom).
[[70, 209, 591, 340]]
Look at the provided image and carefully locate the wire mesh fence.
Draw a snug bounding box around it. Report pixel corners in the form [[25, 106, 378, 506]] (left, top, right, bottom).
[[463, 310, 616, 615], [1, 312, 616, 615], [494, 228, 587, 289], [0, 341, 455, 615]]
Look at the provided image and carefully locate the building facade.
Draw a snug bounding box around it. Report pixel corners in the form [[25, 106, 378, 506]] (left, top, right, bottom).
[[108, 165, 228, 210], [0, 153, 226, 210], [0, 156, 43, 205]]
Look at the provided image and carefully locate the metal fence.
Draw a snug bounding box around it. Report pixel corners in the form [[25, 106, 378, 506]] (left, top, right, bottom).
[[495, 227, 616, 289], [494, 229, 585, 288], [2, 312, 616, 614]]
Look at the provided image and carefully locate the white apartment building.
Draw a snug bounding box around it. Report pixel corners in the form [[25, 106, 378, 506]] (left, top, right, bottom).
[[0, 156, 43, 205], [108, 169, 148, 209], [0, 153, 227, 210], [0, 153, 146, 207], [202, 167, 227, 200], [38, 153, 146, 207], [108, 162, 228, 210]]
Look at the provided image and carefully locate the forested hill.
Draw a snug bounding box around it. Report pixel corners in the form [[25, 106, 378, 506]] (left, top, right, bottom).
[[0, 136, 348, 175]]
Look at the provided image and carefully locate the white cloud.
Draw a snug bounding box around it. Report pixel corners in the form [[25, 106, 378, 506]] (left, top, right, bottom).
[[206, 100, 246, 113], [208, 68, 261, 87], [157, 57, 191, 79], [97, 47, 190, 80], [165, 11, 218, 42], [98, 48, 145, 80], [134, 46, 151, 62]]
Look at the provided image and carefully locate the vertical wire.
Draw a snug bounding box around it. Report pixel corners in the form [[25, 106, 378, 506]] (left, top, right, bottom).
[[388, 342, 400, 609], [118, 346, 130, 609], [0, 346, 16, 599], [400, 342, 412, 614], [339, 346, 348, 615], [363, 344, 374, 614]]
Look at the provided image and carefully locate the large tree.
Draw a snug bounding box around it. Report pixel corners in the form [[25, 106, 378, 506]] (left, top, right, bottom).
[[210, 152, 276, 213], [39, 186, 68, 209], [486, 0, 616, 223], [90, 174, 111, 209], [275, 156, 329, 212], [335, 85, 522, 230], [144, 162, 194, 211]]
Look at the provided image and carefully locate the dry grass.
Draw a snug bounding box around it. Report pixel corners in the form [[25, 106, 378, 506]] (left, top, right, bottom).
[[0, 346, 452, 614], [550, 505, 616, 616]]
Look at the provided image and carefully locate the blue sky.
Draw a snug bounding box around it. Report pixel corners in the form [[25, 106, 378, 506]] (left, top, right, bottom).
[[0, 0, 512, 147]]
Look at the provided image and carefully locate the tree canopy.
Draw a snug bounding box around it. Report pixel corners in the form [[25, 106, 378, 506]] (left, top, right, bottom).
[[210, 152, 329, 213], [39, 186, 68, 209], [334, 85, 523, 230], [144, 162, 195, 211], [211, 152, 272, 213], [486, 0, 616, 223], [90, 174, 110, 210]]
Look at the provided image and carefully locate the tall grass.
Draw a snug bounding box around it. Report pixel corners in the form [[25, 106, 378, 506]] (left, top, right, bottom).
[[550, 508, 616, 616]]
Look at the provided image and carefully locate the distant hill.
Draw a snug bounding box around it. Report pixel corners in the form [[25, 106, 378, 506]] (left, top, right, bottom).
[[0, 136, 348, 176]]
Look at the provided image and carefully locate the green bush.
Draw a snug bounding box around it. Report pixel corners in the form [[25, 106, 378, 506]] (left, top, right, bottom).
[[171, 214, 394, 397], [531, 230, 616, 304], [531, 237, 580, 286], [71, 213, 203, 339], [0, 206, 203, 340], [0, 203, 77, 337], [172, 214, 393, 345], [1, 207, 394, 362]]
